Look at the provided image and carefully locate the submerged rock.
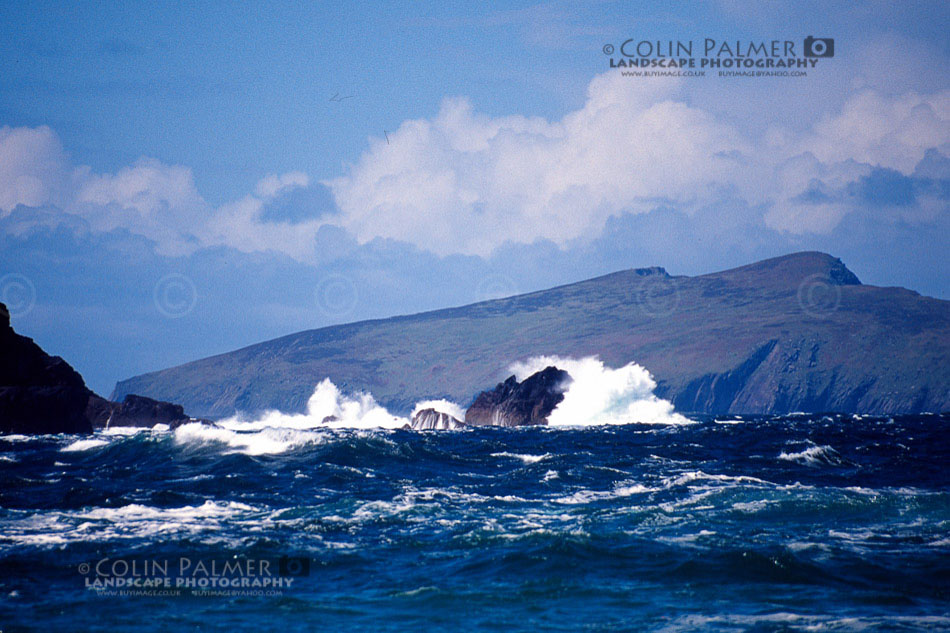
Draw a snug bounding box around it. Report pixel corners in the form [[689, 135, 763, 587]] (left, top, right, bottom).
[[464, 366, 572, 427], [408, 408, 465, 430]]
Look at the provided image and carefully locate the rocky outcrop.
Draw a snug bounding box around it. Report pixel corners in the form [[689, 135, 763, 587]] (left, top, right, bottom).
[[0, 302, 95, 434], [86, 394, 195, 429], [0, 302, 202, 434], [407, 408, 465, 430], [465, 366, 571, 427]]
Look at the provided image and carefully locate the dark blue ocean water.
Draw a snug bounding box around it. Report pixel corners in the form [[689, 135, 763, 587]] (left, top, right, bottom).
[[1, 414, 948, 632]]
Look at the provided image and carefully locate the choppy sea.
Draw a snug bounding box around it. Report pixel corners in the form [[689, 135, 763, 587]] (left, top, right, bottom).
[[1, 413, 948, 631]]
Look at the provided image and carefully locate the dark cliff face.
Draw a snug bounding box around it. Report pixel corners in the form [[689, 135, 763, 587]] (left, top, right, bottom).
[[0, 302, 95, 433], [0, 303, 198, 434], [114, 252, 950, 418], [465, 366, 572, 427]]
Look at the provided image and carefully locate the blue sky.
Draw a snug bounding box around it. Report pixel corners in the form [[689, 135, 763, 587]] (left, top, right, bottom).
[[1, 1, 948, 395]]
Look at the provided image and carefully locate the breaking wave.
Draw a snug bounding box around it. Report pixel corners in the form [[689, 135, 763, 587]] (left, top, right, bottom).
[[778, 442, 847, 466], [510, 356, 692, 426], [61, 438, 110, 452], [222, 378, 408, 430]]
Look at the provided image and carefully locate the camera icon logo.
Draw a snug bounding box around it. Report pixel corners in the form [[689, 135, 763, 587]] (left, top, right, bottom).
[[804, 36, 834, 58], [278, 556, 310, 577]]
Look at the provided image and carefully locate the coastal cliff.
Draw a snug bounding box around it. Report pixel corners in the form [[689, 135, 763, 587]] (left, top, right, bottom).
[[0, 302, 201, 434]]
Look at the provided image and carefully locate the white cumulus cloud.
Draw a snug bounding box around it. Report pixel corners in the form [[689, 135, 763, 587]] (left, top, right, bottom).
[[328, 74, 749, 256], [0, 125, 75, 212], [329, 74, 948, 253], [1, 74, 947, 259]]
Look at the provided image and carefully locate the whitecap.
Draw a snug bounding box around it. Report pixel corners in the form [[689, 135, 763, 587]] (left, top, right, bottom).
[[553, 482, 653, 504], [658, 529, 717, 544], [61, 438, 109, 452], [778, 443, 844, 466], [0, 434, 34, 442], [101, 426, 148, 436], [663, 470, 771, 488], [491, 452, 551, 464], [0, 500, 260, 548], [173, 422, 326, 455], [77, 500, 254, 521]]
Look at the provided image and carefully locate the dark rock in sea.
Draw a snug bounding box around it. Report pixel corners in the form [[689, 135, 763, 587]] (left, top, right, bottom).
[[0, 302, 204, 434], [86, 394, 196, 429], [408, 408, 465, 430], [465, 366, 572, 427]]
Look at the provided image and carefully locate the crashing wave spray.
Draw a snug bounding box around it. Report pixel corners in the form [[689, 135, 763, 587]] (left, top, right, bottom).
[[179, 356, 686, 452], [220, 378, 409, 431], [173, 379, 437, 455], [509, 356, 692, 426]]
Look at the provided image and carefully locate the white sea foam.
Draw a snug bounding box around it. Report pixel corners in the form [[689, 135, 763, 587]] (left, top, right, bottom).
[[101, 426, 149, 436], [491, 452, 551, 464], [61, 438, 110, 452], [175, 377, 456, 453], [0, 500, 260, 547], [778, 443, 844, 466], [553, 482, 654, 504], [731, 499, 773, 513], [658, 529, 717, 545], [220, 378, 410, 432], [174, 422, 327, 455], [78, 500, 255, 521], [509, 356, 692, 426], [0, 434, 34, 442], [657, 613, 950, 632]]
